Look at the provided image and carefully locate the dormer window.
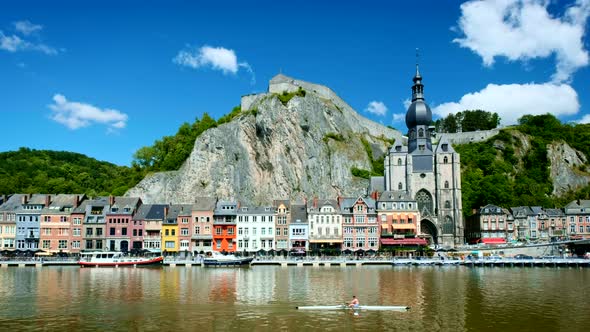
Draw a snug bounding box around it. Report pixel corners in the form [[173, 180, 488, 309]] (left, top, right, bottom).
[[442, 143, 448, 151], [395, 146, 402, 152], [124, 207, 130, 213], [418, 128, 424, 137]]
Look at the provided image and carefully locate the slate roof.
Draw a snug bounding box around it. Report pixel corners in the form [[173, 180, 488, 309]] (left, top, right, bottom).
[[192, 197, 217, 211], [307, 199, 339, 212], [510, 206, 533, 217], [41, 194, 85, 214], [133, 204, 169, 221], [369, 176, 385, 194], [0, 194, 26, 212], [545, 208, 565, 217], [237, 206, 275, 215], [290, 205, 307, 223], [167, 204, 193, 220], [108, 197, 141, 215], [377, 191, 413, 202]]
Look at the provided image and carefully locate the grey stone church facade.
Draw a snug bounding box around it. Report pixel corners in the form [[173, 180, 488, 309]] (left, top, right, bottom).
[[374, 66, 464, 247]]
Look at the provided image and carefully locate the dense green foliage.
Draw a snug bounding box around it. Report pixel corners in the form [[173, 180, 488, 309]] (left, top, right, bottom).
[[350, 136, 388, 179], [0, 148, 142, 196], [132, 112, 218, 171], [458, 114, 590, 216], [276, 87, 306, 106], [351, 167, 371, 179], [323, 132, 345, 142], [132, 105, 259, 172], [435, 109, 500, 133]]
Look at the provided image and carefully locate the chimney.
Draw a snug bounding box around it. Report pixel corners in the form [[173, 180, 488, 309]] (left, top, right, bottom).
[[337, 195, 343, 207], [371, 191, 379, 200], [22, 195, 28, 205], [75, 195, 80, 207], [164, 205, 169, 217], [313, 196, 318, 209], [45, 195, 51, 207], [109, 195, 115, 206]]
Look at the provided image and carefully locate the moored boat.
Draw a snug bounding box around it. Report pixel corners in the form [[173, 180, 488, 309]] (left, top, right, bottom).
[[203, 252, 253, 267], [78, 251, 164, 267], [296, 305, 410, 311]]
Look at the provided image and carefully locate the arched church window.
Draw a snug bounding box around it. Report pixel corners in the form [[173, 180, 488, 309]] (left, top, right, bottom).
[[444, 181, 449, 189], [443, 156, 448, 164], [397, 158, 402, 166], [443, 216, 454, 234], [415, 190, 433, 215], [418, 128, 424, 137], [445, 200, 451, 209], [398, 182, 403, 190]]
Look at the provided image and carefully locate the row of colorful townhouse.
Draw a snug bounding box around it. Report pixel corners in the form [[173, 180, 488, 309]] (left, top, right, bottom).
[[3, 191, 585, 255], [466, 201, 590, 244], [0, 190, 429, 255]]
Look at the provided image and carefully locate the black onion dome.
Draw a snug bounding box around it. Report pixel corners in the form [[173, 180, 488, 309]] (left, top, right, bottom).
[[405, 100, 432, 128]]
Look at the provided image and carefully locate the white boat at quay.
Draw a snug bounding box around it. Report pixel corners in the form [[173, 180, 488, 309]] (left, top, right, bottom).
[[203, 252, 254, 267], [78, 251, 164, 267], [296, 305, 410, 311]]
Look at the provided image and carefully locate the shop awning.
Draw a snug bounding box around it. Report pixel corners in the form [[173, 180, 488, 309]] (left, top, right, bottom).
[[380, 238, 427, 246], [481, 238, 507, 244]]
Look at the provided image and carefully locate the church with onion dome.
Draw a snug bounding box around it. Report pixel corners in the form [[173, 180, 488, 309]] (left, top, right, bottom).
[[374, 65, 464, 248]]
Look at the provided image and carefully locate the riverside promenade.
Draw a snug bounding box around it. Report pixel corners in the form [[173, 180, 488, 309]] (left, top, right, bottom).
[[2, 256, 589, 268]]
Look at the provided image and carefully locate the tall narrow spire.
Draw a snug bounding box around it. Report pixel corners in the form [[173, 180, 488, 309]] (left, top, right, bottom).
[[412, 48, 424, 102]]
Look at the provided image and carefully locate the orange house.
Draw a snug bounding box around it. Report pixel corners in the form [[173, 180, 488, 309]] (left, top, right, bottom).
[[212, 200, 237, 252]]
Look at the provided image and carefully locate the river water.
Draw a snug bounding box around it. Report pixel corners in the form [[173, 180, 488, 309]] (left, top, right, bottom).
[[0, 266, 588, 331]]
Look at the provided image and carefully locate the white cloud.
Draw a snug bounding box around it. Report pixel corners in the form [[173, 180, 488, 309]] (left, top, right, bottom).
[[0, 29, 58, 55], [14, 20, 42, 35], [454, 0, 590, 82], [578, 114, 590, 124], [173, 45, 255, 83], [402, 98, 411, 109], [392, 113, 406, 122], [365, 101, 388, 116], [432, 82, 579, 125], [49, 94, 128, 131]]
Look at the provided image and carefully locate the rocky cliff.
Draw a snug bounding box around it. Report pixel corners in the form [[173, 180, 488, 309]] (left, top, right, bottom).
[[127, 75, 403, 204]]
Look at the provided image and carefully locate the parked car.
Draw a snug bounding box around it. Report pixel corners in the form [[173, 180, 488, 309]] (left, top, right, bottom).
[[514, 254, 533, 259]]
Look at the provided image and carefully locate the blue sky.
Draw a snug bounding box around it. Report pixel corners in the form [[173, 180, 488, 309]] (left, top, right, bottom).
[[1, 0, 589, 166]]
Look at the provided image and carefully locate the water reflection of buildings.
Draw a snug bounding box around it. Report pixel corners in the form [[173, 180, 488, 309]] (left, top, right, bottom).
[[377, 267, 467, 330]]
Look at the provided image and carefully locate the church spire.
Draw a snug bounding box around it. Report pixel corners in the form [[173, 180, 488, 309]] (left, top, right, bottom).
[[412, 48, 424, 102]]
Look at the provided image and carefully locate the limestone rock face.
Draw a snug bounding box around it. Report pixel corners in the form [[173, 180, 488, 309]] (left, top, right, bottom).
[[547, 142, 590, 195], [127, 75, 403, 204]]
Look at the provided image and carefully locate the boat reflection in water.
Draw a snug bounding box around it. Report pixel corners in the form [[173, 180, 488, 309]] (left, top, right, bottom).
[[203, 252, 253, 267], [78, 251, 164, 267]]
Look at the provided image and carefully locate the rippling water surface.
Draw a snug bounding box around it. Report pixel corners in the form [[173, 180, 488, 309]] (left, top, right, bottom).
[[0, 266, 588, 331]]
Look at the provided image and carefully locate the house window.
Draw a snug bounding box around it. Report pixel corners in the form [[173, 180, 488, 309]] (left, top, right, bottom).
[[444, 181, 449, 189], [283, 228, 288, 236], [58, 240, 67, 249], [228, 228, 234, 235], [445, 201, 451, 209], [172, 229, 176, 236], [181, 228, 189, 236], [165, 229, 169, 236], [72, 241, 80, 249], [86, 240, 93, 249], [195, 226, 200, 235], [122, 228, 127, 236], [443, 156, 448, 164], [216, 227, 222, 235], [165, 241, 175, 249], [42, 240, 50, 249], [418, 128, 424, 137]]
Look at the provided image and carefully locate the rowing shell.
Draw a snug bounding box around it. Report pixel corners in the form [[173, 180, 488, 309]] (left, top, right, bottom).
[[296, 305, 410, 311]]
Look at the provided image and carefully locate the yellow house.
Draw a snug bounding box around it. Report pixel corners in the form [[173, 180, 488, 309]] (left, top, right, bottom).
[[162, 205, 181, 253]]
